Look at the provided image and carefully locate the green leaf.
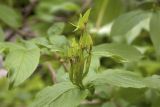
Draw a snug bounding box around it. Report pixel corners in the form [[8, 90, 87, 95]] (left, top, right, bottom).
[[88, 69, 146, 88], [30, 37, 51, 48], [118, 88, 146, 103], [143, 75, 160, 89], [49, 35, 69, 52], [50, 88, 88, 107], [50, 2, 80, 12], [92, 43, 142, 62], [150, 11, 160, 58], [31, 82, 75, 107], [82, 8, 91, 24], [111, 10, 151, 37], [0, 42, 25, 53], [31, 82, 88, 107], [75, 14, 84, 31], [125, 18, 150, 44], [74, 8, 91, 31], [0, 4, 22, 28], [92, 0, 124, 27], [47, 22, 65, 36], [86, 69, 160, 90], [89, 56, 100, 72], [4, 46, 40, 86]]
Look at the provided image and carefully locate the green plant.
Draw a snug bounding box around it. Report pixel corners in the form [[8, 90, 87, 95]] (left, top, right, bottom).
[[0, 7, 159, 107], [1, 0, 160, 107]]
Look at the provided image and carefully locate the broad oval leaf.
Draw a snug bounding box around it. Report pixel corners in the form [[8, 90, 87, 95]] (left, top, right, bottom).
[[30, 37, 51, 48], [143, 75, 160, 90], [150, 11, 160, 58], [4, 46, 40, 86], [111, 10, 151, 37], [92, 43, 142, 62], [0, 4, 22, 28], [47, 22, 65, 36], [0, 42, 25, 53], [49, 35, 69, 52], [31, 82, 88, 107], [88, 69, 146, 88], [86, 69, 160, 90], [50, 88, 88, 107], [125, 18, 150, 44]]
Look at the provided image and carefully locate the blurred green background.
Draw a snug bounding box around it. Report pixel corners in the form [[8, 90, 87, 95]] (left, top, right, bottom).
[[0, 0, 160, 107]]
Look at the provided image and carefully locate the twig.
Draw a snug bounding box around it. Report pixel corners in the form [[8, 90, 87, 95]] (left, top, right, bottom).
[[45, 62, 57, 84], [5, 0, 38, 41], [53, 53, 69, 72], [5, 30, 15, 41], [96, 0, 109, 29], [59, 59, 69, 72], [15, 29, 35, 38], [5, 28, 35, 41], [22, 0, 38, 21]]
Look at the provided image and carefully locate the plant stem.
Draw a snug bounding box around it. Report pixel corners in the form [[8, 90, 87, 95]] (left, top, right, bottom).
[[96, 0, 109, 29], [45, 62, 57, 84]]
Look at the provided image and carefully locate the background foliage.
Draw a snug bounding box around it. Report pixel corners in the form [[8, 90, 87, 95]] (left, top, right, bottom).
[[0, 0, 160, 107]]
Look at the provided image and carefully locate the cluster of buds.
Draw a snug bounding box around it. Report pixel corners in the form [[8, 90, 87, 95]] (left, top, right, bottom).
[[65, 9, 93, 88], [80, 31, 93, 52]]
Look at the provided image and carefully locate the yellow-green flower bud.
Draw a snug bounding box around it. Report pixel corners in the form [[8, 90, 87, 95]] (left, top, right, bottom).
[[80, 32, 93, 50]]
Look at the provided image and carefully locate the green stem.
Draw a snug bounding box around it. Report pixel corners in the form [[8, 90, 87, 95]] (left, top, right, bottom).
[[82, 53, 92, 78], [96, 0, 109, 28], [69, 59, 74, 83]]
